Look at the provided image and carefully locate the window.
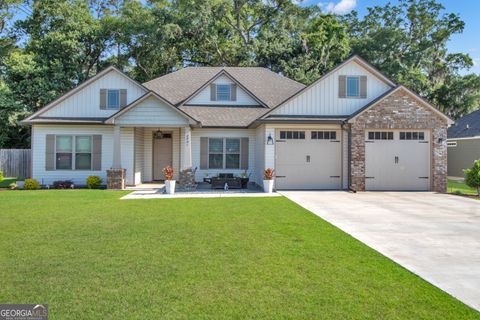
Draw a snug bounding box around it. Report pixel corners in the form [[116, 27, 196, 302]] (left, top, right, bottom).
[[447, 141, 457, 147], [56, 136, 73, 170], [279, 131, 305, 140], [346, 76, 360, 97], [107, 89, 120, 109], [208, 138, 241, 169], [216, 84, 231, 101], [311, 131, 337, 140], [55, 135, 92, 170], [75, 136, 92, 170], [400, 131, 425, 140], [225, 139, 240, 169], [367, 131, 394, 140]]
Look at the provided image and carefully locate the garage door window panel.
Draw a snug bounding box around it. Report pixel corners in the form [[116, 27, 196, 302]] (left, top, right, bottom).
[[311, 131, 337, 140], [280, 131, 305, 140], [368, 131, 393, 140], [400, 131, 425, 140]]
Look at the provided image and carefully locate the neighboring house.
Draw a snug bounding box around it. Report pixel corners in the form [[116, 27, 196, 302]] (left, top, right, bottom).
[[447, 109, 480, 177], [22, 55, 452, 192]]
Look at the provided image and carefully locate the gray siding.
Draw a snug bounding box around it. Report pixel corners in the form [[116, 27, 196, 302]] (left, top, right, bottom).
[[448, 138, 480, 177]]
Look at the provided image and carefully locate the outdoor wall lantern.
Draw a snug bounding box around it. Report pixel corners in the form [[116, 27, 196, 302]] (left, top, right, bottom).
[[267, 133, 274, 145]]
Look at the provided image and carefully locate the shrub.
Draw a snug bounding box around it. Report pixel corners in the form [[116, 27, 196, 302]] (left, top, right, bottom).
[[464, 160, 480, 196], [53, 180, 74, 189], [0, 170, 3, 181], [23, 179, 41, 190], [9, 182, 17, 190], [162, 166, 174, 180], [264, 168, 274, 180], [86, 176, 102, 189]]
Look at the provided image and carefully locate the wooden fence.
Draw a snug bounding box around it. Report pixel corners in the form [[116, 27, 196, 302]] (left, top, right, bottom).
[[0, 149, 32, 178]]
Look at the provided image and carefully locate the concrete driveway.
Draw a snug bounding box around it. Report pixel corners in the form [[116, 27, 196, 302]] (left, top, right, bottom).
[[280, 191, 480, 311]]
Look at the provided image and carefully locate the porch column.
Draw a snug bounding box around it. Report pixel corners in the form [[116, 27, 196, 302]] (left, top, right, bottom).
[[107, 125, 126, 189], [112, 125, 122, 168], [182, 126, 192, 170]]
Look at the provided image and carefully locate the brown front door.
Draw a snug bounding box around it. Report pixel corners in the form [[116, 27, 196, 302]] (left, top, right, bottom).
[[153, 133, 173, 181]]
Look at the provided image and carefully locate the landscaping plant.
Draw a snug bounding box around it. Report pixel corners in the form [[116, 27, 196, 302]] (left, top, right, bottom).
[[0, 170, 3, 182], [264, 168, 274, 180], [86, 176, 102, 189], [23, 179, 41, 190], [464, 159, 480, 195]]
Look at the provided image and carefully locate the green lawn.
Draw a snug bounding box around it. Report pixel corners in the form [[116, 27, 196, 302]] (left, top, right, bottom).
[[0, 191, 478, 319], [0, 177, 17, 188], [448, 179, 478, 195]]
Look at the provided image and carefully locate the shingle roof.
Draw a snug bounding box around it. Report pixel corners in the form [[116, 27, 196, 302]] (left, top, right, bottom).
[[179, 106, 268, 127], [143, 67, 305, 108], [448, 109, 480, 139]]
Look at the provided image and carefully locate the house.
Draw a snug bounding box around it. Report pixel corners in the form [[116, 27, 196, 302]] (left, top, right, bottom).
[[447, 109, 480, 177], [22, 55, 452, 192]]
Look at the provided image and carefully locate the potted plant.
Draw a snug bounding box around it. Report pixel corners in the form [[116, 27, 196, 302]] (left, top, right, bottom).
[[163, 166, 175, 194], [16, 176, 25, 189], [263, 168, 274, 193]]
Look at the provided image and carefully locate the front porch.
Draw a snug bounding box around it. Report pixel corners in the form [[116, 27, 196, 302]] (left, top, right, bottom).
[[123, 182, 278, 199]]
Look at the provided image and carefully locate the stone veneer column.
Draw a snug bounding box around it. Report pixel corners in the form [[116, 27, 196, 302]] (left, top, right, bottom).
[[349, 88, 448, 193], [107, 168, 126, 190]]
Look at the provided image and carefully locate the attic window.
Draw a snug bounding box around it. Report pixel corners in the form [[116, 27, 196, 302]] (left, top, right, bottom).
[[107, 89, 120, 109], [216, 84, 231, 101], [346, 76, 360, 97]]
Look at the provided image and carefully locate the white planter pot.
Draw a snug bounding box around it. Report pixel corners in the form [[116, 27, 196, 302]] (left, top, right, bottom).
[[165, 180, 176, 194], [16, 181, 25, 189], [263, 179, 274, 193]]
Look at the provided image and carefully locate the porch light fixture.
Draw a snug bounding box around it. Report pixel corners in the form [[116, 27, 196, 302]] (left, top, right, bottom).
[[267, 133, 274, 145], [154, 130, 164, 139]]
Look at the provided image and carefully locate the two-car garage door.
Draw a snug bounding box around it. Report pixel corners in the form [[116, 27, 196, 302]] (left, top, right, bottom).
[[365, 130, 430, 191], [274, 128, 431, 191]]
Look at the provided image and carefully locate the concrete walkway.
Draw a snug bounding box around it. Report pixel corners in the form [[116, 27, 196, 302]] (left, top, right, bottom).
[[280, 191, 480, 312]]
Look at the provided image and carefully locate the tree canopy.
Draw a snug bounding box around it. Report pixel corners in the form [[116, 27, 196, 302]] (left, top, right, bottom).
[[0, 0, 479, 148]]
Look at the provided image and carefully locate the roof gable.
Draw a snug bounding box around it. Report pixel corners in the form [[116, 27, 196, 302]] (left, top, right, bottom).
[[105, 92, 198, 126], [448, 109, 480, 139], [23, 66, 147, 122]]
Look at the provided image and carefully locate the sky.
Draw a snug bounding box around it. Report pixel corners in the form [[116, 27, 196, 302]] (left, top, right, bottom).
[[312, 0, 480, 74]]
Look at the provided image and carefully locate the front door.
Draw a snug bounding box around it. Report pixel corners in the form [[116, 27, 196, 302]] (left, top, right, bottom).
[[153, 132, 173, 181]]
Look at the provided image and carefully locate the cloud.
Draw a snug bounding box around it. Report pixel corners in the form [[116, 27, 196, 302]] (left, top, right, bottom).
[[320, 0, 357, 15]]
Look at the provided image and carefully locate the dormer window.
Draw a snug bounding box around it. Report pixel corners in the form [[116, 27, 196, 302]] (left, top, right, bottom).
[[107, 89, 120, 109], [216, 84, 231, 101], [346, 76, 360, 97]]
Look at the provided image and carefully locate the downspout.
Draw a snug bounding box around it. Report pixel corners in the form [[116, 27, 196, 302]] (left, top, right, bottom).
[[342, 121, 356, 193]]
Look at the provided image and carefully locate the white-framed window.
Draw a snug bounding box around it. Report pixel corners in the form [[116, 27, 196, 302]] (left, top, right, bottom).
[[279, 131, 305, 140], [400, 131, 425, 140], [346, 76, 360, 97], [216, 84, 231, 101], [208, 137, 241, 169], [107, 89, 120, 109], [311, 131, 337, 140], [368, 131, 394, 140], [447, 141, 457, 147], [55, 135, 92, 170]]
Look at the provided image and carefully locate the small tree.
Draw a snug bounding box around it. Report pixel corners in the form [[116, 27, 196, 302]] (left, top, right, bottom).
[[464, 160, 480, 195]]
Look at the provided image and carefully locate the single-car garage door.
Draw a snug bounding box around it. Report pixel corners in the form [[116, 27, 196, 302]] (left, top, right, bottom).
[[275, 129, 342, 189], [365, 130, 430, 191]]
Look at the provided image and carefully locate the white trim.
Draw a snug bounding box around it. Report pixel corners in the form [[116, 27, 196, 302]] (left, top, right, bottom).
[[447, 136, 480, 141]]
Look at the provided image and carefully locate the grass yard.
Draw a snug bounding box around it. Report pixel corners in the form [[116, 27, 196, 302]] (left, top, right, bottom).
[[448, 179, 478, 195], [0, 191, 478, 319]]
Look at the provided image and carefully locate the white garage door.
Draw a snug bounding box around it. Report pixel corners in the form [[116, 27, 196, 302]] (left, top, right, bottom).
[[365, 130, 430, 191], [275, 129, 342, 190]]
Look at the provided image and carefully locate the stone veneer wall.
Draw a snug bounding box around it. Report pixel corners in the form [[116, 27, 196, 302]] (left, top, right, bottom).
[[349, 88, 448, 192]]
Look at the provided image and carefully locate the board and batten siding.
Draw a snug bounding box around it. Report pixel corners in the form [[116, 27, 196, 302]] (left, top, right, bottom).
[[271, 61, 392, 116], [190, 128, 257, 181], [142, 128, 181, 182], [187, 75, 260, 106], [115, 96, 189, 126], [32, 125, 135, 185], [42, 71, 147, 118]]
